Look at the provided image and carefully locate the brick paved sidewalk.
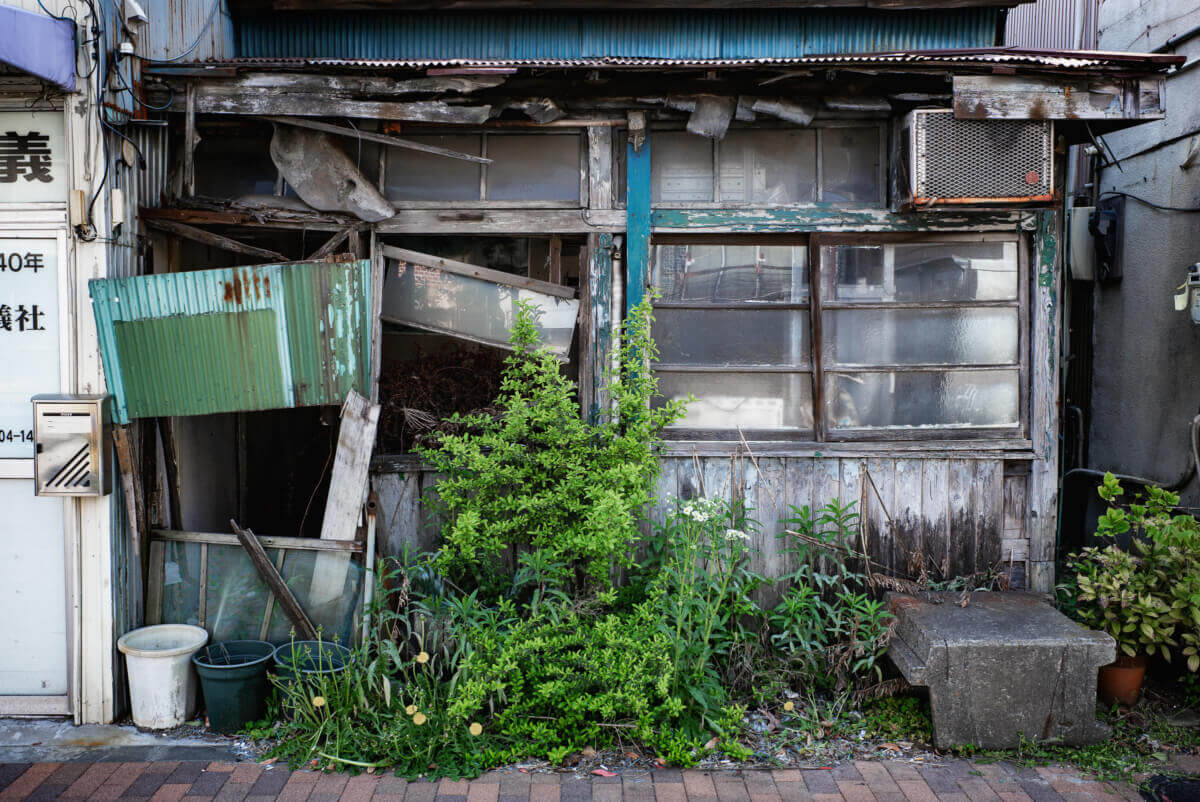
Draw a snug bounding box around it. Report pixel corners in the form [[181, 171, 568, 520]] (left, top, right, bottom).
[[0, 759, 1144, 802]]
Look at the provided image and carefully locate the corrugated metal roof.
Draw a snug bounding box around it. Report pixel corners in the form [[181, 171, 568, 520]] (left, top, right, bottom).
[[89, 259, 372, 424], [234, 9, 1002, 61], [171, 48, 1180, 72]]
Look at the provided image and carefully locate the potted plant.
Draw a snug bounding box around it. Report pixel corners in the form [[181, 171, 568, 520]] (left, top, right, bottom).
[[1067, 474, 1200, 705]]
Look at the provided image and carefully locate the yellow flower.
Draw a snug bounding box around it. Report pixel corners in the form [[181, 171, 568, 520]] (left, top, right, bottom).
[[416, 652, 430, 664], [413, 712, 427, 726], [469, 722, 483, 736], [405, 704, 418, 715], [783, 701, 795, 712], [312, 696, 326, 708]]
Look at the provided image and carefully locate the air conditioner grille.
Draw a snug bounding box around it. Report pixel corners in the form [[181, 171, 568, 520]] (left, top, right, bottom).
[[915, 112, 1052, 200]]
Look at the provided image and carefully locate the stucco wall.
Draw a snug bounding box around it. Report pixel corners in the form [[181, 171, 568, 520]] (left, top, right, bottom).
[[1091, 0, 1200, 506]]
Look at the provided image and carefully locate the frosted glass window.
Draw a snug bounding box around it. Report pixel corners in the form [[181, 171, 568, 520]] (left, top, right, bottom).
[[826, 242, 1018, 302], [719, 130, 817, 204], [387, 135, 481, 201], [653, 309, 810, 367], [825, 309, 1018, 366], [651, 132, 713, 203], [821, 127, 880, 203], [656, 372, 814, 431], [652, 245, 808, 303], [825, 370, 1019, 431], [486, 135, 581, 202]]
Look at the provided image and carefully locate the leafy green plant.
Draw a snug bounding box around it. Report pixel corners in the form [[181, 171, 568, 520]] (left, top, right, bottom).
[[1067, 473, 1200, 667], [418, 298, 685, 595], [770, 499, 893, 693]]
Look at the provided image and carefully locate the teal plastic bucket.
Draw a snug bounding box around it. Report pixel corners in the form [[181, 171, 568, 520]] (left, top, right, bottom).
[[192, 640, 274, 734], [272, 640, 353, 684]]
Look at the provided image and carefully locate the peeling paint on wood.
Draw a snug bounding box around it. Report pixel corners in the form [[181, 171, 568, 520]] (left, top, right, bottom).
[[626, 129, 652, 314], [953, 75, 1165, 122], [651, 207, 1031, 233]]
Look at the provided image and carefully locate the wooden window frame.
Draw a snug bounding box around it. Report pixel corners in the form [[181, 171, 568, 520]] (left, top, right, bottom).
[[651, 231, 1029, 444], [646, 120, 889, 210], [382, 130, 588, 210]]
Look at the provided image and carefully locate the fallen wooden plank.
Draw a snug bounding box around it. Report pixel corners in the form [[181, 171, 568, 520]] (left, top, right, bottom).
[[381, 244, 576, 299], [264, 116, 491, 164], [144, 218, 289, 262], [320, 390, 382, 542], [953, 75, 1166, 121], [231, 519, 318, 640]]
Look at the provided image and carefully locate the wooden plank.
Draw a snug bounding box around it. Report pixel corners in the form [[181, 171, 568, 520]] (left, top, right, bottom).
[[209, 72, 507, 96], [140, 420, 161, 528], [264, 116, 491, 164], [194, 86, 491, 124], [309, 222, 366, 261], [893, 458, 923, 581], [145, 540, 165, 626], [1003, 473, 1028, 534], [112, 424, 145, 628], [158, 417, 183, 530], [585, 233, 613, 423], [381, 245, 576, 299], [152, 529, 364, 552], [376, 208, 625, 234], [184, 82, 196, 197], [419, 471, 446, 547], [548, 237, 563, 285], [862, 458, 892, 574], [812, 456, 841, 515], [947, 459, 974, 577], [587, 126, 614, 210], [657, 439, 1035, 458], [651, 208, 1030, 234], [368, 232, 384, 404], [953, 75, 1166, 121], [626, 114, 652, 314], [972, 460, 1004, 574], [1028, 209, 1062, 591], [143, 219, 288, 262], [921, 459, 950, 581], [231, 520, 318, 640], [703, 455, 734, 505], [259, 548, 288, 641], [747, 455, 788, 598], [784, 457, 814, 519], [320, 390, 382, 541], [198, 543, 208, 628], [677, 454, 704, 501]]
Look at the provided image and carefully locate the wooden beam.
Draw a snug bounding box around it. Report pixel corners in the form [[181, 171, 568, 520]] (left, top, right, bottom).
[[184, 83, 196, 198], [231, 519, 319, 640], [953, 75, 1166, 121], [216, 71, 506, 96], [144, 219, 289, 262], [377, 208, 624, 234], [625, 116, 651, 314], [157, 417, 183, 530], [651, 207, 1030, 233], [320, 390, 382, 543], [194, 85, 492, 124], [263, 116, 491, 164], [548, 236, 563, 285], [152, 529, 364, 552], [308, 222, 366, 260], [381, 244, 577, 299], [113, 425, 145, 629]]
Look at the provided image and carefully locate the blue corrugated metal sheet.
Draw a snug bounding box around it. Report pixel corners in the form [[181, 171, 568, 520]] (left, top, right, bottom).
[[235, 9, 1001, 61], [89, 260, 372, 424], [139, 0, 235, 62]]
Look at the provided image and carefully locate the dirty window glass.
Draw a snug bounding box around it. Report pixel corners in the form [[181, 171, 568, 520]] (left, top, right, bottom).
[[825, 370, 1019, 431], [652, 244, 808, 304], [651, 132, 714, 203], [826, 242, 1018, 302], [719, 130, 817, 204], [387, 135, 482, 202], [821, 127, 880, 203], [486, 135, 581, 202], [654, 372, 814, 432]]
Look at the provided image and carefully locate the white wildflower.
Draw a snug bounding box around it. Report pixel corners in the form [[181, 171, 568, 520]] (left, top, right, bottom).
[[724, 528, 749, 542]]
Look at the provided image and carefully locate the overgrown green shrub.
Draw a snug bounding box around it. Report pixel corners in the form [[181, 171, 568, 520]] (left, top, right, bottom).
[[417, 298, 685, 594]]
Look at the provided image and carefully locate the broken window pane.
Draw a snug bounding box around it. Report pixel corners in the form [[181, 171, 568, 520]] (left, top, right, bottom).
[[826, 242, 1018, 302], [719, 130, 817, 204], [486, 135, 581, 202], [386, 135, 482, 202], [821, 127, 880, 203], [383, 258, 578, 356], [655, 371, 814, 431], [195, 136, 279, 198], [825, 308, 1019, 367], [651, 132, 714, 203], [653, 308, 810, 368], [825, 370, 1019, 431], [652, 244, 808, 303]]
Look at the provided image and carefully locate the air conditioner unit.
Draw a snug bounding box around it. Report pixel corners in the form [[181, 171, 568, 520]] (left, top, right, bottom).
[[900, 110, 1054, 209]]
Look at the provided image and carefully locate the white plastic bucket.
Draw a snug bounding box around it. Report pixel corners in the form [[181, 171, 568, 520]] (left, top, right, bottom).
[[117, 624, 209, 729]]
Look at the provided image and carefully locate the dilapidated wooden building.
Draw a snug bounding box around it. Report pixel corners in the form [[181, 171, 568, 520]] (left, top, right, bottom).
[[75, 0, 1182, 639]]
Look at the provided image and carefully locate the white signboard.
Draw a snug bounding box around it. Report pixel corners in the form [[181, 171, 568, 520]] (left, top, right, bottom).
[[0, 111, 66, 203], [0, 237, 60, 459]]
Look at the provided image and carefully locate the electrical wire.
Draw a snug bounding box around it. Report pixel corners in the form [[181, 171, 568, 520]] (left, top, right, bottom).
[[135, 0, 221, 64], [1099, 190, 1200, 213]]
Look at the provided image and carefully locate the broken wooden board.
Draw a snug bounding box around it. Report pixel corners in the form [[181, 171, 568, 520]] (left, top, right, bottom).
[[194, 83, 492, 124], [144, 219, 289, 262], [231, 519, 319, 640], [953, 75, 1166, 122]]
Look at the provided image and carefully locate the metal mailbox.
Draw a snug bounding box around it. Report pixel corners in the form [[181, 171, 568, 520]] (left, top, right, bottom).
[[32, 394, 112, 497]]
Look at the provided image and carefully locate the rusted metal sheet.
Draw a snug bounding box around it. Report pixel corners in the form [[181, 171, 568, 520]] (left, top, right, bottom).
[[89, 259, 372, 424], [953, 74, 1165, 121]]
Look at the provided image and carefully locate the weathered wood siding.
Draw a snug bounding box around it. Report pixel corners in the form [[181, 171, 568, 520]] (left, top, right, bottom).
[[370, 454, 1030, 590]]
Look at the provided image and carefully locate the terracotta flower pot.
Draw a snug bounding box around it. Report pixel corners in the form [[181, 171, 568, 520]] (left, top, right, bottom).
[[1098, 652, 1148, 706]]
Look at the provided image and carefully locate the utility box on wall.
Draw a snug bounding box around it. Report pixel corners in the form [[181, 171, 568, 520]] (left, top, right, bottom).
[[32, 395, 112, 497]]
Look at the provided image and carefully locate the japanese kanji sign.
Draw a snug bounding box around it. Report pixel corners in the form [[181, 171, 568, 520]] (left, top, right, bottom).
[[0, 112, 65, 204], [0, 236, 59, 460]]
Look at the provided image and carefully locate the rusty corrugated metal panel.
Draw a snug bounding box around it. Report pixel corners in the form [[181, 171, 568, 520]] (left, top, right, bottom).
[[89, 260, 372, 424], [160, 48, 1176, 72], [234, 9, 1001, 61], [138, 0, 235, 62], [1005, 0, 1097, 50]]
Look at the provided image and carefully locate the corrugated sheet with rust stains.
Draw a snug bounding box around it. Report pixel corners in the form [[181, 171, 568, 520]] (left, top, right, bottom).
[[89, 259, 372, 424]]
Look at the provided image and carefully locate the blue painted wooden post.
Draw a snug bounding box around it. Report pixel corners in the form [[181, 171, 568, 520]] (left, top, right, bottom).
[[626, 133, 651, 315]]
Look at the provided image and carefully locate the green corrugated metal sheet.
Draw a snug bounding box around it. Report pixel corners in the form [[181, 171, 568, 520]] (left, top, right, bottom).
[[90, 260, 372, 424]]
